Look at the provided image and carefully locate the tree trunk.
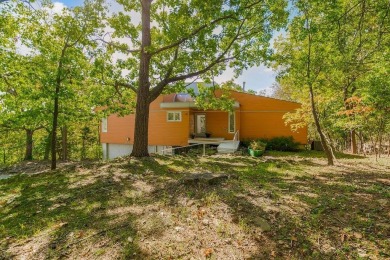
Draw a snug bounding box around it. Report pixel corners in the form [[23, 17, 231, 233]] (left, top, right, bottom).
[[131, 0, 152, 157], [44, 131, 52, 160], [96, 124, 101, 159], [51, 43, 68, 170], [357, 131, 365, 155], [309, 86, 335, 165], [24, 129, 34, 161], [131, 91, 151, 157], [81, 138, 86, 160], [81, 126, 88, 160], [326, 131, 337, 154], [377, 119, 384, 159], [61, 126, 68, 161], [304, 15, 334, 166], [51, 87, 59, 170], [351, 129, 358, 154]]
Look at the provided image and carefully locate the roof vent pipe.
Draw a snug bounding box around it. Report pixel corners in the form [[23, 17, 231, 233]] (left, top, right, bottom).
[[243, 82, 246, 92]]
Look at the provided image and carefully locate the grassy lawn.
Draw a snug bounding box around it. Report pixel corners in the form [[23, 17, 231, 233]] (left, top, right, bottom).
[[0, 151, 389, 259]]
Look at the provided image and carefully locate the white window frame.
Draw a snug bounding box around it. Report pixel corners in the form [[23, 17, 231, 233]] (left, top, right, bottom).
[[102, 118, 108, 133], [167, 111, 182, 122], [228, 111, 235, 133]]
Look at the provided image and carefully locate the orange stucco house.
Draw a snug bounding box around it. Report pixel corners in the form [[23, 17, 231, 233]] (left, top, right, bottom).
[[100, 84, 307, 159]]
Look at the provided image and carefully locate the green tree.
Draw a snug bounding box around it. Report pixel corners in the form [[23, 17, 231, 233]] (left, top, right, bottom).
[[0, 55, 48, 160], [15, 0, 106, 169], [274, 0, 337, 165], [323, 0, 390, 154], [103, 0, 288, 157], [274, 0, 390, 164], [0, 1, 46, 161]]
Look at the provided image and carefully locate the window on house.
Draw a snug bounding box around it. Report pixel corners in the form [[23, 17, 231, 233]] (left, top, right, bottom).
[[102, 118, 108, 133], [228, 112, 235, 133], [167, 111, 182, 122]]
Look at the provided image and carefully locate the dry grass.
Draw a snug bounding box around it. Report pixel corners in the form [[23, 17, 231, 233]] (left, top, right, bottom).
[[0, 150, 389, 259]]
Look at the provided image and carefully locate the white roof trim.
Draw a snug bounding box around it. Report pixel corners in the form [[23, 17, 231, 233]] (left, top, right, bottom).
[[160, 102, 197, 108], [160, 101, 240, 109]]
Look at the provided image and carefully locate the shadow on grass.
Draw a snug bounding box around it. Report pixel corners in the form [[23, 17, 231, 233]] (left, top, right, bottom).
[[0, 167, 149, 259], [1, 154, 388, 259], [149, 160, 322, 258], [150, 155, 389, 258], [266, 150, 366, 159]]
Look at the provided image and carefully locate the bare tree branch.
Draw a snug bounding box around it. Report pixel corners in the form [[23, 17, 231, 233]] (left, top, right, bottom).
[[21, 0, 36, 10], [149, 47, 179, 101], [115, 81, 138, 94]]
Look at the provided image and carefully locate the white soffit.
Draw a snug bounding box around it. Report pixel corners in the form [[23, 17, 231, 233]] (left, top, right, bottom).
[[160, 101, 240, 109]]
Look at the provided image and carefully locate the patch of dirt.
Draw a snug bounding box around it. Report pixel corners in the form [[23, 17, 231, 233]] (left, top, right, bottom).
[[0, 161, 51, 176], [134, 202, 266, 259], [62, 234, 123, 260], [6, 222, 67, 259], [1, 154, 389, 259]]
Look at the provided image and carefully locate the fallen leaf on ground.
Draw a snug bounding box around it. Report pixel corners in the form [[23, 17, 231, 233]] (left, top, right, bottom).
[[353, 232, 363, 239], [204, 248, 213, 258]]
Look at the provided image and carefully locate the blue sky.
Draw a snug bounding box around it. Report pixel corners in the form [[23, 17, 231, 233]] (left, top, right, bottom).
[[57, 0, 277, 94], [59, 0, 83, 6]]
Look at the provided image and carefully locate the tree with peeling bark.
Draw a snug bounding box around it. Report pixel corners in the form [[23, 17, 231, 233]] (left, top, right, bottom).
[[103, 0, 288, 157]]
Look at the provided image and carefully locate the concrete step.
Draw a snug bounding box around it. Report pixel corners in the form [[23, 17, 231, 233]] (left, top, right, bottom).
[[217, 141, 240, 154]]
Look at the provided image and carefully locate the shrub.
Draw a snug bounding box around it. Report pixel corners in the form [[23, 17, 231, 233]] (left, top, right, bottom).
[[241, 136, 300, 152], [248, 140, 267, 151], [265, 136, 300, 151], [240, 139, 252, 148]]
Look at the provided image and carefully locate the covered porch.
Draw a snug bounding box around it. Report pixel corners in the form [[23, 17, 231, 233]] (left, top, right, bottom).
[[188, 131, 240, 155], [161, 99, 240, 138], [160, 93, 241, 154]]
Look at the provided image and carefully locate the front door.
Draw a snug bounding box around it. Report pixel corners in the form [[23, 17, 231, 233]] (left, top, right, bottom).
[[195, 114, 206, 135]]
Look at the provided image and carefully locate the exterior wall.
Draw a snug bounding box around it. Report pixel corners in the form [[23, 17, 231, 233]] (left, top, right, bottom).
[[102, 143, 133, 160], [149, 97, 190, 146], [199, 110, 240, 140], [100, 96, 190, 147], [189, 111, 195, 135], [102, 143, 172, 160], [239, 112, 306, 142], [201, 91, 307, 144], [100, 90, 308, 148], [100, 115, 135, 144], [102, 143, 107, 159], [231, 92, 307, 144]]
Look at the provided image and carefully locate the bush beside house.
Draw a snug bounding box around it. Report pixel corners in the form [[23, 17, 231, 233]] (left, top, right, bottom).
[[242, 136, 301, 152], [248, 140, 267, 157]]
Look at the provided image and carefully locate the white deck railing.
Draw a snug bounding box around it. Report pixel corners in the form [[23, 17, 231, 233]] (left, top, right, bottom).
[[233, 130, 240, 142], [159, 143, 206, 156], [160, 130, 240, 156]]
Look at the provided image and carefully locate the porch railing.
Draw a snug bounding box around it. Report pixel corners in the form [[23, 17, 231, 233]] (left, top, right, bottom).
[[159, 143, 209, 156], [160, 130, 240, 156]]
